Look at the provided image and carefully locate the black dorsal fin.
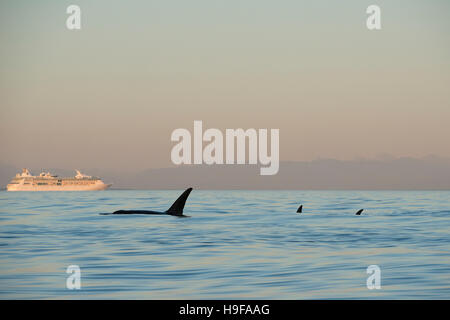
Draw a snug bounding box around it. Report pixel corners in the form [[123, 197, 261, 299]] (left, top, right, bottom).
[[165, 188, 193, 216], [356, 209, 364, 215], [297, 205, 303, 213]]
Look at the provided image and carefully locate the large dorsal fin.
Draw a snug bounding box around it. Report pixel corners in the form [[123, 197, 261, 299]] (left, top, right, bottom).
[[165, 188, 193, 216], [297, 205, 303, 213]]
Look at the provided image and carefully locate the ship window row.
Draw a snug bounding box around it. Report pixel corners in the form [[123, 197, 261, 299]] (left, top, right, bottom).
[[32, 181, 95, 185]]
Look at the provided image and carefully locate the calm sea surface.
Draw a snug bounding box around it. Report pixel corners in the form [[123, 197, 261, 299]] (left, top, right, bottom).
[[0, 190, 449, 299]]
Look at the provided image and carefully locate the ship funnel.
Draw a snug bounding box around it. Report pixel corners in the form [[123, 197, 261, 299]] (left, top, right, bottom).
[[75, 170, 92, 179], [21, 168, 32, 177]]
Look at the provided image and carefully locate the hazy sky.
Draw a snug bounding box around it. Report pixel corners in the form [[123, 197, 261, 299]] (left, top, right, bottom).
[[1, 0, 449, 171]]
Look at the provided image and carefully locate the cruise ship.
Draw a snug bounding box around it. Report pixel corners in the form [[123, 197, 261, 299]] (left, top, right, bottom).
[[6, 169, 112, 191]]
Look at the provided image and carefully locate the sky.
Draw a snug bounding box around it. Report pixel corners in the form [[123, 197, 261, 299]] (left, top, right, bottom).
[[1, 0, 449, 171]]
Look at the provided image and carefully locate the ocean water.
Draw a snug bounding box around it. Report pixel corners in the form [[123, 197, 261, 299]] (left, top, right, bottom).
[[0, 190, 449, 299]]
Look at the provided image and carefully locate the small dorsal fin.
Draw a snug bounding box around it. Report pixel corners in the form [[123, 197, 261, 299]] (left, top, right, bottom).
[[165, 188, 193, 216], [356, 209, 364, 215], [297, 205, 303, 213]]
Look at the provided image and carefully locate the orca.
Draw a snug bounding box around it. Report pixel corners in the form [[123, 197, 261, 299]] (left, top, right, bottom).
[[355, 209, 364, 215], [297, 205, 303, 213], [100, 188, 193, 217]]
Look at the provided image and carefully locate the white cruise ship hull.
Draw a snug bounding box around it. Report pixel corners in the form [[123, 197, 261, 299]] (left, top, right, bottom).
[[7, 182, 111, 191]]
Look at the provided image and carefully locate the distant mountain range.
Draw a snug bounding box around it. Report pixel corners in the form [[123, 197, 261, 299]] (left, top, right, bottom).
[[1, 156, 450, 190]]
